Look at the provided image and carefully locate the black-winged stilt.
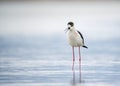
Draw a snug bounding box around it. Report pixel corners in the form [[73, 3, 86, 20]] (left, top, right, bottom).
[[65, 21, 88, 81]]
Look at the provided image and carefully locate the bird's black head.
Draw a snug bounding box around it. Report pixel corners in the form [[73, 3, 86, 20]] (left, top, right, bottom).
[[65, 21, 74, 32], [67, 22, 74, 27]]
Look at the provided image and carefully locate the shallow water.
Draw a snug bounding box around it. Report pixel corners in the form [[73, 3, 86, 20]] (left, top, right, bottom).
[[0, 0, 120, 85], [0, 36, 120, 86]]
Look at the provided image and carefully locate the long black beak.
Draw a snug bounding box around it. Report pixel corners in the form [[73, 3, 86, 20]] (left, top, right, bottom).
[[64, 27, 70, 33], [64, 28, 68, 33]]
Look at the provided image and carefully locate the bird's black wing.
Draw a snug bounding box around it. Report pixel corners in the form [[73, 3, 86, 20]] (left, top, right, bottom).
[[77, 30, 88, 49], [77, 30, 84, 44]]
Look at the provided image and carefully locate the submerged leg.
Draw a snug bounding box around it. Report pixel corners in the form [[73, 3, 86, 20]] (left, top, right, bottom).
[[72, 47, 75, 70], [78, 47, 82, 82]]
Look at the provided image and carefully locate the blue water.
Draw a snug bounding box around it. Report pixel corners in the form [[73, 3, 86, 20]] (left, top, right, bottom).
[[0, 36, 120, 86]]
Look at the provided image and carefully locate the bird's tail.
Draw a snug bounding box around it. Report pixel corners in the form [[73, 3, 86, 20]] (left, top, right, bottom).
[[82, 45, 88, 49]]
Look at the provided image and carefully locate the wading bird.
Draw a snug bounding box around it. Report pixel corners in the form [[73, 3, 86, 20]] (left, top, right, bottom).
[[65, 22, 88, 81]]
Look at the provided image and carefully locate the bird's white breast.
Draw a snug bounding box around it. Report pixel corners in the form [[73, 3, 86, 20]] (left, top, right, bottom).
[[68, 30, 83, 47]]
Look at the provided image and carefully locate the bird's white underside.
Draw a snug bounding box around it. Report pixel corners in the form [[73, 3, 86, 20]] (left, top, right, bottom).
[[68, 30, 83, 47]]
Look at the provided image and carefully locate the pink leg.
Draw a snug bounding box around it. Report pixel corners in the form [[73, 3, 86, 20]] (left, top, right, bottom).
[[78, 47, 82, 82], [72, 47, 75, 70]]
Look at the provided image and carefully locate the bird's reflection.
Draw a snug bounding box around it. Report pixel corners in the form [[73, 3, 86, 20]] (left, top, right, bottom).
[[79, 63, 82, 83], [72, 69, 84, 86], [72, 69, 76, 86], [72, 69, 76, 85]]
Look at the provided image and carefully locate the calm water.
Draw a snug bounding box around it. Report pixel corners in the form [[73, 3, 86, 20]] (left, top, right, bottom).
[[0, 0, 120, 86], [0, 36, 120, 86]]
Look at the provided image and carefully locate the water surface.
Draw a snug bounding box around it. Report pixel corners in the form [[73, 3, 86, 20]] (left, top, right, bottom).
[[0, 36, 120, 86]]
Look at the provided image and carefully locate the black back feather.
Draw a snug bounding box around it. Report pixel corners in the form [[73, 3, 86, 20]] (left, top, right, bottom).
[[77, 31, 84, 44], [77, 31, 88, 49]]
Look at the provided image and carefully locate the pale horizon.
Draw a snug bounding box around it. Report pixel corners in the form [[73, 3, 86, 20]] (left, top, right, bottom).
[[0, 1, 120, 41]]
